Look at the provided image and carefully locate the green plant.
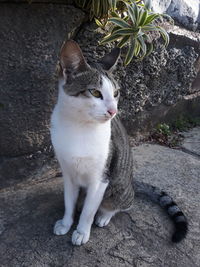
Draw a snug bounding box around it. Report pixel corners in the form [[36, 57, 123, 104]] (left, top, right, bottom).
[[172, 116, 200, 131], [151, 123, 182, 148], [173, 118, 189, 131], [156, 123, 171, 136], [74, 0, 111, 20], [74, 0, 172, 65]]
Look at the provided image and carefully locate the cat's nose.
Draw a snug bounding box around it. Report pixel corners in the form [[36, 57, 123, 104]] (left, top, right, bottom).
[[107, 109, 117, 117]]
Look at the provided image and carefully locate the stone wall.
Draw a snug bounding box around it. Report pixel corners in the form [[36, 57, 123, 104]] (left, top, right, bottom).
[[0, 1, 199, 188], [151, 0, 200, 31], [75, 23, 200, 136], [0, 2, 85, 187], [0, 3, 84, 157]]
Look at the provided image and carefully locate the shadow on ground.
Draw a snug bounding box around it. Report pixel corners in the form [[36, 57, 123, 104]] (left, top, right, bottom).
[[0, 128, 200, 267]]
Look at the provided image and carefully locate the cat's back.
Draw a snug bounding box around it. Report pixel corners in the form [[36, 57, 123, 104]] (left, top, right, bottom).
[[104, 116, 135, 210]]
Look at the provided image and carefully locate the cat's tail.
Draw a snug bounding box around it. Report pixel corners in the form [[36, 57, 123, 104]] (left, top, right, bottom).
[[134, 181, 188, 243]]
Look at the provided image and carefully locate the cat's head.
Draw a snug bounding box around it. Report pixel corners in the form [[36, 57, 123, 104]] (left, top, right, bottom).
[[58, 40, 120, 124]]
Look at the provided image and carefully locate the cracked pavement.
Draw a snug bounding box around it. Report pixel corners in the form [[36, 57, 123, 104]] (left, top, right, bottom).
[[0, 127, 200, 266]]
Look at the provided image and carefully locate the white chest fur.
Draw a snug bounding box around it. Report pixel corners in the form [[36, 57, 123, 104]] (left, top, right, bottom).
[[51, 104, 111, 186]]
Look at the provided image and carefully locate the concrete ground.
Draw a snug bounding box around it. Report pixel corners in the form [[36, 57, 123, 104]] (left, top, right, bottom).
[[0, 128, 200, 267]]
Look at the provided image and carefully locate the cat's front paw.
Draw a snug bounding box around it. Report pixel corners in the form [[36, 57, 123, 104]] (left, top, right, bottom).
[[53, 219, 71, 235], [71, 229, 90, 246]]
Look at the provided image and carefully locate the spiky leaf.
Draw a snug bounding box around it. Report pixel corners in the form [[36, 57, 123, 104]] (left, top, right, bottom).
[[142, 24, 157, 31], [111, 26, 121, 34], [110, 11, 120, 18], [118, 35, 130, 48], [125, 36, 136, 65], [144, 13, 160, 25], [157, 26, 169, 46], [127, 4, 136, 26], [108, 0, 117, 11], [95, 18, 104, 27], [114, 28, 135, 35], [109, 17, 131, 28], [138, 36, 147, 56], [100, 34, 120, 44], [132, 3, 139, 23], [138, 9, 148, 26], [134, 40, 141, 56]]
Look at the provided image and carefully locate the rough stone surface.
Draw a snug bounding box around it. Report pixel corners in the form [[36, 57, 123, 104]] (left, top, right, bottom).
[[0, 0, 73, 3], [0, 3, 85, 188], [0, 151, 59, 189], [1, 129, 200, 266], [181, 127, 200, 156], [128, 92, 200, 139], [0, 4, 199, 187], [0, 3, 85, 157], [168, 26, 200, 53], [76, 23, 200, 136], [151, 0, 200, 31]]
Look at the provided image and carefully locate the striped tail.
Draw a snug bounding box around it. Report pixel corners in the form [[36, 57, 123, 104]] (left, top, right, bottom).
[[134, 181, 188, 243]]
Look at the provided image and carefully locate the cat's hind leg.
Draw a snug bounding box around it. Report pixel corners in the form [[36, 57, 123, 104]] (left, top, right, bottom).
[[95, 207, 118, 227], [95, 210, 117, 227]]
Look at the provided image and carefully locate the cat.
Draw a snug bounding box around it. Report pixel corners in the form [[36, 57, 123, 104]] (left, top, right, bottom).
[[50, 40, 188, 246]]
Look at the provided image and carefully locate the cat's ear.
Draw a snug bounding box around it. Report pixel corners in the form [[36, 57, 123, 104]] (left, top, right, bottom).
[[59, 40, 89, 77], [99, 47, 121, 71]]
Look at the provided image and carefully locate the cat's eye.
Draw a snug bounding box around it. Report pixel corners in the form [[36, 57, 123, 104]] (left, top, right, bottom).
[[88, 89, 103, 99], [114, 90, 120, 98]]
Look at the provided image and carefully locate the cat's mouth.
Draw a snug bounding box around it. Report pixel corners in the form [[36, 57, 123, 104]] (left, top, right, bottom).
[[88, 111, 117, 123], [97, 114, 116, 123]]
